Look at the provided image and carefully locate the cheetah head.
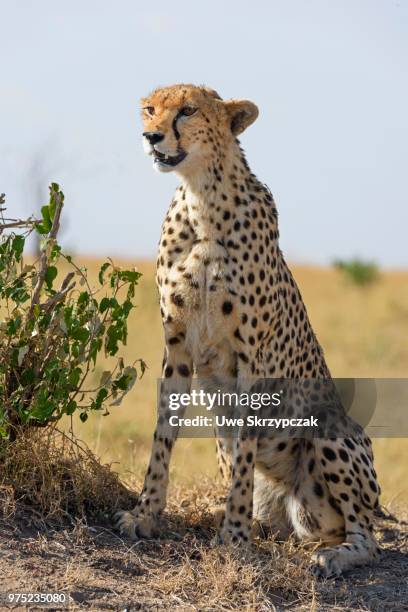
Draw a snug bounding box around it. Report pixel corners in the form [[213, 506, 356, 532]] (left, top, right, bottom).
[[140, 84, 258, 176]]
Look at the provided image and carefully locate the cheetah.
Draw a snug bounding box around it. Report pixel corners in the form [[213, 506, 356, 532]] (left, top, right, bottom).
[[115, 84, 381, 578]]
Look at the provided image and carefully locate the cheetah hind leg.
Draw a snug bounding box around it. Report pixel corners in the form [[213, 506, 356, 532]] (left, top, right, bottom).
[[210, 467, 291, 542], [311, 438, 381, 578]]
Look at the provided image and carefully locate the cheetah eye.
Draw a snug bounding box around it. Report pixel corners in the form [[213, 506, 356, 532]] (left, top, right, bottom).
[[143, 106, 155, 117], [180, 106, 197, 117]]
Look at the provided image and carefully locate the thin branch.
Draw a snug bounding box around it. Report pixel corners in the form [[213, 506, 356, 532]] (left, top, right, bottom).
[[0, 192, 39, 233], [28, 190, 64, 319], [41, 272, 76, 312], [0, 219, 37, 230]]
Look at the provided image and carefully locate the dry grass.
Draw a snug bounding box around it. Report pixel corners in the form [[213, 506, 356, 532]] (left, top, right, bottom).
[[0, 474, 406, 610], [0, 428, 136, 528]]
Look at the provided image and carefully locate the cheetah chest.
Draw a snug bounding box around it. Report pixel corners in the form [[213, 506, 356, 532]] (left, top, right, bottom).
[[161, 241, 238, 365]]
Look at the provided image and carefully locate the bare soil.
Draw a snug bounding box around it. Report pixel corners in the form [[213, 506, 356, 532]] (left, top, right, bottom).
[[1, 489, 407, 612]]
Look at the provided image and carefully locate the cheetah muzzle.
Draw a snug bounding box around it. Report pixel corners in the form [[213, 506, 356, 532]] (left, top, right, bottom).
[[152, 147, 187, 168]]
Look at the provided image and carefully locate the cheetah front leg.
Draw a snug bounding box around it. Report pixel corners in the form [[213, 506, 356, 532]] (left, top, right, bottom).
[[217, 427, 258, 546], [216, 379, 258, 545], [115, 341, 192, 539]]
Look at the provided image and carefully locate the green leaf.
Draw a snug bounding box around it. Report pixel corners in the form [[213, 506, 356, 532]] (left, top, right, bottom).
[[12, 235, 25, 261], [98, 262, 111, 285], [50, 243, 61, 261], [79, 412, 88, 423], [119, 269, 142, 283], [35, 223, 47, 235], [65, 400, 77, 415], [110, 366, 137, 406], [33, 303, 41, 319], [99, 297, 111, 313], [114, 367, 137, 391], [6, 316, 22, 336], [68, 367, 82, 387], [71, 327, 90, 343], [78, 291, 89, 306], [49, 194, 56, 221], [41, 205, 52, 233], [44, 265, 58, 290], [94, 387, 109, 409], [105, 325, 119, 355]]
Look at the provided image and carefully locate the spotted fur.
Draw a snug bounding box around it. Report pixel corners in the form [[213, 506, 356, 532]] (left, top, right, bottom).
[[115, 84, 381, 578]]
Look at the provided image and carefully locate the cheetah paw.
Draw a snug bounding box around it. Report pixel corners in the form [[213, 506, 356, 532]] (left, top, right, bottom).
[[114, 509, 158, 540], [210, 505, 225, 529], [310, 549, 342, 579], [213, 524, 251, 549]]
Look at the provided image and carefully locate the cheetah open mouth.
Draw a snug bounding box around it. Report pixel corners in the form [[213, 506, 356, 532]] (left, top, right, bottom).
[[153, 148, 187, 167]]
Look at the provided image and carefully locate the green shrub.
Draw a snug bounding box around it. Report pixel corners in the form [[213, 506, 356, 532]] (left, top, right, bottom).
[[0, 184, 145, 438], [333, 258, 379, 286]]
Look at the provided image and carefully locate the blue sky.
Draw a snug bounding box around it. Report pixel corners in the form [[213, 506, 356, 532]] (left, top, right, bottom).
[[0, 0, 407, 266]]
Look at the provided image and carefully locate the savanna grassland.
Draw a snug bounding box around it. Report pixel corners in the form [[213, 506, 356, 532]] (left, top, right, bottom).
[[72, 258, 408, 506], [2, 257, 408, 610]]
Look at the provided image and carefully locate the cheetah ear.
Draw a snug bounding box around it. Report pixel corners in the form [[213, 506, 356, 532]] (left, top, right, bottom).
[[224, 99, 259, 135]]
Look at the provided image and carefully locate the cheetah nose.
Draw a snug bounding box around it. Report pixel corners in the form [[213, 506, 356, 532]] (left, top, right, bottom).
[[143, 131, 164, 145]]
